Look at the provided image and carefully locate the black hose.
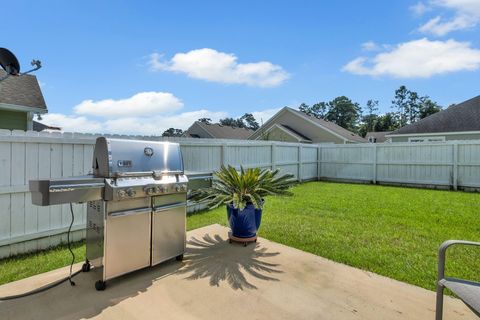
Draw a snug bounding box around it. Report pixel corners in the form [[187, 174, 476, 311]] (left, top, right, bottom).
[[0, 269, 82, 300], [0, 203, 80, 300], [67, 203, 76, 286]]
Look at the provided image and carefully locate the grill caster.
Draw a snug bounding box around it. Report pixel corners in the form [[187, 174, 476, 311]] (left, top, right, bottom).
[[82, 261, 91, 272], [95, 280, 106, 291], [176, 254, 184, 261]]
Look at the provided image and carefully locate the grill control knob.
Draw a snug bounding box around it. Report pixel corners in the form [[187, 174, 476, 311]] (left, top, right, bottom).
[[126, 188, 136, 197], [175, 185, 180, 192], [117, 190, 127, 198], [180, 185, 187, 191], [160, 186, 168, 193], [144, 187, 155, 195], [154, 186, 161, 194]]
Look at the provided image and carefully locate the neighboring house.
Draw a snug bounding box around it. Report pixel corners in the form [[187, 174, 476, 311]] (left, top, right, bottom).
[[249, 107, 366, 144], [33, 120, 61, 132], [0, 70, 47, 131], [386, 96, 480, 143], [185, 121, 254, 139], [366, 131, 391, 143]]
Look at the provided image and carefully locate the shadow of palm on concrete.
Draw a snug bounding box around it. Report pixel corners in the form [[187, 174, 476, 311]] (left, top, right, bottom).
[[178, 234, 282, 290]]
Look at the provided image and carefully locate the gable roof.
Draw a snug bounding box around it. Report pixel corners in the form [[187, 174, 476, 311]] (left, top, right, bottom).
[[388, 96, 480, 136], [262, 123, 312, 143], [256, 107, 364, 142], [0, 70, 47, 112], [186, 121, 254, 139], [366, 131, 391, 143]]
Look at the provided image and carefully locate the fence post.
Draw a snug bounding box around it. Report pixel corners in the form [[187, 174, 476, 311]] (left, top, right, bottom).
[[221, 143, 227, 167], [317, 144, 321, 181], [271, 143, 277, 170], [453, 142, 458, 190], [372, 144, 377, 184], [298, 145, 303, 182]]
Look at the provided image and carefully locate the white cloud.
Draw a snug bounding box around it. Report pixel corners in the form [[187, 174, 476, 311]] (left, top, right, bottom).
[[74, 91, 183, 118], [250, 108, 280, 124], [149, 48, 289, 87], [342, 38, 480, 78], [103, 110, 228, 135], [410, 2, 431, 16], [418, 0, 480, 35], [40, 109, 228, 136], [40, 114, 103, 133], [361, 41, 381, 51]]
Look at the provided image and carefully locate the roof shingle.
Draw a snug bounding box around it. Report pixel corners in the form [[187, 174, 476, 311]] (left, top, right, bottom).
[[187, 122, 254, 139], [287, 108, 366, 142], [389, 96, 480, 135], [0, 70, 46, 110]]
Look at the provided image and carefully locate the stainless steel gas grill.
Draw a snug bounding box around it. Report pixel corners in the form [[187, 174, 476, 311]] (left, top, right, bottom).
[[29, 137, 211, 290]]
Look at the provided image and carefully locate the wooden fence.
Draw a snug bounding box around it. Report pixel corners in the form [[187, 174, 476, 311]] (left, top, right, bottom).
[[0, 129, 479, 258]]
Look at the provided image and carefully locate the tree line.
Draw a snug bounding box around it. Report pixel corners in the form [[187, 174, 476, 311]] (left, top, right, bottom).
[[162, 85, 443, 137], [297, 85, 442, 137], [162, 113, 260, 137]]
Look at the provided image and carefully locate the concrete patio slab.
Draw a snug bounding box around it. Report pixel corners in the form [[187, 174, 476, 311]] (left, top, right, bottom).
[[0, 224, 475, 320]]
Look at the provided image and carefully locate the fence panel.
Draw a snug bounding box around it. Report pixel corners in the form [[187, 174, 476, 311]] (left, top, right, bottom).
[[320, 145, 374, 181], [0, 130, 479, 258], [457, 143, 480, 188]]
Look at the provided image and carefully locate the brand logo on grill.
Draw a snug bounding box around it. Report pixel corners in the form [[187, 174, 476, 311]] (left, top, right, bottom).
[[144, 147, 154, 157], [117, 160, 132, 167]]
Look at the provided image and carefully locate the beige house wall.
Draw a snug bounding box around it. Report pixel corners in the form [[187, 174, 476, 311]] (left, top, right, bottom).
[[391, 133, 480, 143], [261, 126, 301, 142]]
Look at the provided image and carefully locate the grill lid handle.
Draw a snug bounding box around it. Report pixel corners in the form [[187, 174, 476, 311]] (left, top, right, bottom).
[[153, 170, 184, 180]]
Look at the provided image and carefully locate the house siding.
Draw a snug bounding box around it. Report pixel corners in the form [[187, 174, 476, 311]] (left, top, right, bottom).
[[0, 109, 27, 130], [391, 133, 480, 142], [262, 126, 300, 142]]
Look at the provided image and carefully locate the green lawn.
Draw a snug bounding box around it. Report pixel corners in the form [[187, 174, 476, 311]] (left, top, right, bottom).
[[1, 182, 479, 291]]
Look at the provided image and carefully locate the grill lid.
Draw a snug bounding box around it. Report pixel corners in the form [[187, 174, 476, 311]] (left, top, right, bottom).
[[93, 137, 184, 178]]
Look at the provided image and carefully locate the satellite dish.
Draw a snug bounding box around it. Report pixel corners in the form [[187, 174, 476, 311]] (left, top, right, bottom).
[[0, 48, 20, 75]]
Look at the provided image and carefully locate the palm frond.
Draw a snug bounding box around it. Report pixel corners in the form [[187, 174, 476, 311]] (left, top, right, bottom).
[[191, 165, 296, 209]]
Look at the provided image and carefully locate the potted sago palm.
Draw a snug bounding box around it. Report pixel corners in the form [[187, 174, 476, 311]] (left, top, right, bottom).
[[192, 165, 295, 245]]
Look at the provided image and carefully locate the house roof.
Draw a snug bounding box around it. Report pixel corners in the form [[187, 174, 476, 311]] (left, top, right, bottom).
[[388, 96, 480, 136], [0, 70, 47, 112], [280, 124, 312, 142], [33, 121, 61, 132], [366, 131, 391, 143], [286, 107, 366, 142], [186, 122, 254, 139]]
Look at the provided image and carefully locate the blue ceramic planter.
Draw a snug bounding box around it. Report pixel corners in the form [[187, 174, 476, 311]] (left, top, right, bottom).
[[226, 203, 262, 238]]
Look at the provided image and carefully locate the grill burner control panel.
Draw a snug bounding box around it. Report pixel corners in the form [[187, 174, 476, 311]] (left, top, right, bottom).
[[115, 183, 187, 199], [105, 175, 189, 201]]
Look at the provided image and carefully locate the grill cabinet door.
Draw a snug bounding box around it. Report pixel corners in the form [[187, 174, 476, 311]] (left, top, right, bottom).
[[104, 208, 151, 280], [151, 202, 186, 265]]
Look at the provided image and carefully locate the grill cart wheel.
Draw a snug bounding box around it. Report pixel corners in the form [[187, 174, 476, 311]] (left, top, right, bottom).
[[82, 261, 91, 272], [176, 254, 184, 261], [95, 280, 106, 291]]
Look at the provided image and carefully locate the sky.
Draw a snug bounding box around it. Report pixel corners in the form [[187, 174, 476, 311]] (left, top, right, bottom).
[[4, 0, 480, 135]]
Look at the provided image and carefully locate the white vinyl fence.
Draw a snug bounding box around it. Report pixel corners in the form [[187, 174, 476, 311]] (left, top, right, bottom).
[[0, 129, 479, 258]]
